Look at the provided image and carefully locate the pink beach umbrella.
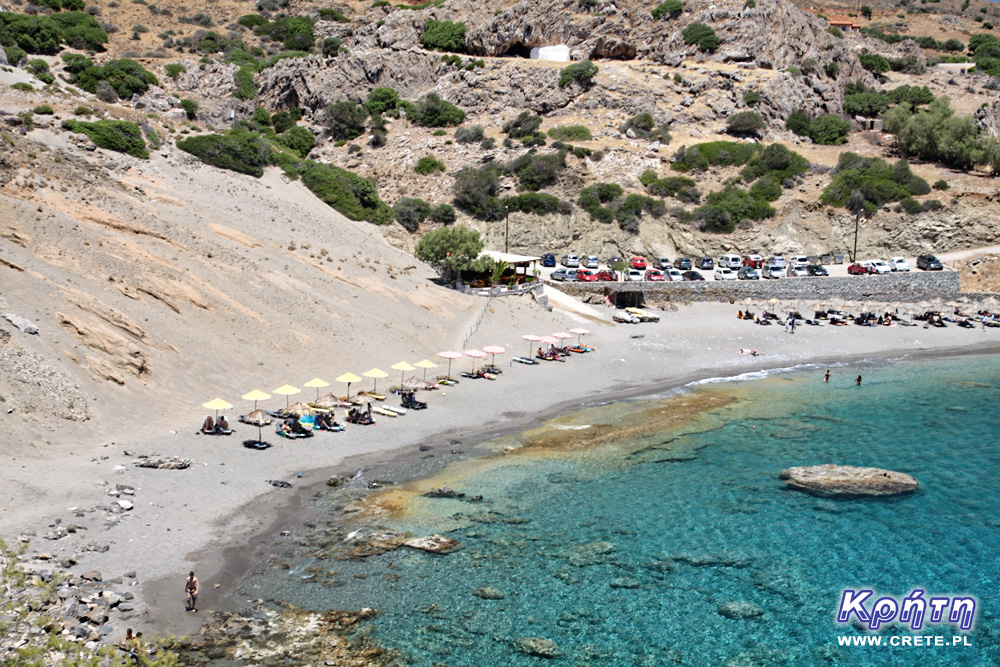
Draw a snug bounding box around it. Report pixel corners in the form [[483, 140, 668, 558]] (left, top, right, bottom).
[[569, 327, 590, 346], [464, 349, 487, 373], [522, 334, 542, 357], [552, 332, 573, 341], [540, 335, 559, 346], [482, 345, 505, 367], [438, 350, 462, 379]]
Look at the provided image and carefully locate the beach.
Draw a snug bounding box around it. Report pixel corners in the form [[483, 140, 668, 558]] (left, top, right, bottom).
[[1, 295, 998, 648]]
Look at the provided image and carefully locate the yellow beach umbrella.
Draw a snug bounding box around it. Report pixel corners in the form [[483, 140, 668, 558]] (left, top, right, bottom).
[[202, 397, 233, 420], [391, 361, 416, 388], [336, 372, 362, 398], [273, 384, 301, 408], [304, 377, 330, 400], [414, 359, 437, 382], [241, 389, 271, 410], [363, 368, 390, 393]]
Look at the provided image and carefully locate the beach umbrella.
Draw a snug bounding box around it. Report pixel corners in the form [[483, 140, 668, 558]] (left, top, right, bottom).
[[241, 389, 271, 410], [336, 372, 362, 399], [569, 328, 590, 345], [464, 349, 486, 373], [363, 368, 389, 394], [521, 334, 542, 357], [241, 409, 271, 444], [283, 402, 314, 417], [304, 377, 330, 401], [391, 361, 416, 388], [414, 359, 437, 382], [202, 397, 233, 421], [482, 345, 505, 367], [540, 335, 559, 345], [438, 351, 462, 379], [552, 332, 573, 341], [273, 384, 301, 409]]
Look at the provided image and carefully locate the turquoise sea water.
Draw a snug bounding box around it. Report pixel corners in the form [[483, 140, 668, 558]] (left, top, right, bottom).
[[242, 353, 1000, 666]]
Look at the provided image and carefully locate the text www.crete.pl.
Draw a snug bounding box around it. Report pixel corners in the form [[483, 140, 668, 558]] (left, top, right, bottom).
[[837, 636, 973, 648]]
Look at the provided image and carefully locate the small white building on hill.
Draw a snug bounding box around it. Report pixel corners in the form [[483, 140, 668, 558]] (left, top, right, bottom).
[[530, 45, 571, 62]]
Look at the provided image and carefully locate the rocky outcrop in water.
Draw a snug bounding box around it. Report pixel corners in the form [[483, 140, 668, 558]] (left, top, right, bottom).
[[779, 464, 919, 497]]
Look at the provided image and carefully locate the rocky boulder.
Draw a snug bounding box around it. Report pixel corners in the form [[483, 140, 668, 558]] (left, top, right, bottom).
[[513, 637, 560, 658], [403, 534, 460, 553], [974, 100, 1000, 138], [718, 600, 765, 620], [779, 464, 919, 497]]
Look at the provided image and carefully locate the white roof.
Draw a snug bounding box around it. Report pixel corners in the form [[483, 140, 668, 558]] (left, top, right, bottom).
[[479, 250, 541, 264]]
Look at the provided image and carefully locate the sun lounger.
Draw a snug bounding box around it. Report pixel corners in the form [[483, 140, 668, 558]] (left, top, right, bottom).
[[276, 426, 313, 439], [512, 356, 538, 365], [436, 376, 458, 385], [613, 312, 639, 324], [359, 392, 386, 401], [383, 405, 406, 415], [372, 406, 397, 418]]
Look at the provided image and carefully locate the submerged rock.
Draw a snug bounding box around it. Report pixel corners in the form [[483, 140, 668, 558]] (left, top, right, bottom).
[[513, 636, 560, 658], [609, 577, 641, 589], [718, 601, 765, 620], [403, 535, 460, 554], [779, 465, 919, 497], [473, 587, 505, 600]]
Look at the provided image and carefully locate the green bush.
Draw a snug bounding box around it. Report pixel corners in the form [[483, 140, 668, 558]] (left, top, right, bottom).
[[181, 98, 198, 120], [824, 62, 839, 78], [548, 125, 592, 141], [743, 90, 761, 107], [749, 175, 781, 201], [324, 100, 368, 140], [33, 104, 54, 114], [932, 179, 949, 190], [883, 97, 991, 170], [322, 37, 342, 56], [503, 111, 542, 138], [73, 105, 92, 115], [740, 143, 809, 184], [504, 192, 567, 215], [3, 45, 27, 66], [682, 22, 720, 52], [899, 197, 922, 214], [395, 196, 432, 231], [821, 153, 930, 211], [671, 141, 760, 172], [455, 125, 485, 143], [827, 26, 843, 38], [808, 114, 851, 145], [858, 52, 890, 74], [317, 8, 349, 22], [276, 125, 315, 158], [176, 131, 270, 176], [271, 110, 297, 133], [726, 110, 765, 137], [453, 165, 500, 216], [887, 84, 934, 106], [165, 62, 186, 79], [10, 82, 34, 91], [646, 175, 699, 203], [364, 87, 400, 115], [419, 19, 466, 52], [409, 92, 465, 127], [237, 13, 269, 29], [843, 91, 889, 117], [577, 182, 623, 223], [621, 112, 670, 142], [558, 59, 598, 88], [415, 155, 446, 174], [64, 57, 158, 99], [651, 0, 683, 20], [233, 66, 257, 99], [786, 109, 811, 137], [62, 119, 148, 158], [430, 203, 456, 224], [694, 186, 774, 232]]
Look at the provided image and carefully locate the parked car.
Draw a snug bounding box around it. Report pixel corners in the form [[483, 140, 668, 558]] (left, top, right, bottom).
[[696, 257, 714, 270], [674, 257, 693, 270], [737, 266, 760, 280], [917, 254, 943, 271], [888, 257, 911, 272], [576, 269, 598, 282], [542, 253, 556, 267], [561, 254, 580, 268], [806, 264, 829, 276], [766, 256, 788, 268], [666, 268, 684, 282], [582, 255, 600, 269], [762, 265, 787, 279], [789, 255, 810, 268], [630, 257, 647, 270], [714, 267, 737, 280], [608, 256, 624, 266], [847, 263, 871, 275], [790, 265, 810, 277], [594, 269, 618, 281], [626, 268, 644, 281], [645, 269, 664, 281], [551, 268, 577, 281], [656, 257, 672, 269], [862, 260, 891, 275], [742, 255, 763, 268], [719, 253, 742, 269], [682, 270, 705, 281]]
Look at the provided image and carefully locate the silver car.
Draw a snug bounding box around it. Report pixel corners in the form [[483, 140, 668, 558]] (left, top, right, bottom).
[[561, 254, 580, 268], [550, 269, 577, 281], [582, 255, 600, 269]]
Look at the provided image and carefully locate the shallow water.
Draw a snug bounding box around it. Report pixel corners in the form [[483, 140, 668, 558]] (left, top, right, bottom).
[[239, 354, 1000, 666]]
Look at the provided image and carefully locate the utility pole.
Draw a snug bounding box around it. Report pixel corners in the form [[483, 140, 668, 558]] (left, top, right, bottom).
[[504, 204, 510, 254]]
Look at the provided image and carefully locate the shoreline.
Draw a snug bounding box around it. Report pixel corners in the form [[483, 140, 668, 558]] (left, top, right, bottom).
[[148, 337, 1000, 638]]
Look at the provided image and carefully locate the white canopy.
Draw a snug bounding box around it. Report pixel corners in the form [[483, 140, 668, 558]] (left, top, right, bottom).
[[479, 250, 541, 265]]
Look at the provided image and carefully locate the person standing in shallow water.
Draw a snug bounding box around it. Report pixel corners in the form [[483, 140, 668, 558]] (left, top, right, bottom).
[[824, 370, 831, 383], [855, 375, 862, 386]]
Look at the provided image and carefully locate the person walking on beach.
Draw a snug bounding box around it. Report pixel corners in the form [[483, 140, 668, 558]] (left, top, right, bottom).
[[185, 571, 200, 612], [824, 370, 831, 383], [855, 375, 862, 386]]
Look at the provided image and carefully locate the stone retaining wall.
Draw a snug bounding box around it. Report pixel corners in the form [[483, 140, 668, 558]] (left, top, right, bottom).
[[552, 272, 964, 303]]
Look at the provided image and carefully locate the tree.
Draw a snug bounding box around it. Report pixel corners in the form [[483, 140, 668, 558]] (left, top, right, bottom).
[[847, 189, 868, 262], [558, 60, 598, 88], [181, 98, 198, 120], [858, 52, 890, 74], [419, 19, 466, 52], [726, 110, 765, 137], [414, 226, 484, 280], [394, 197, 431, 232], [682, 22, 720, 52], [808, 114, 851, 145], [651, 0, 683, 20], [364, 87, 400, 115], [324, 100, 368, 140], [409, 93, 465, 127], [860, 5, 873, 19], [786, 109, 811, 136]]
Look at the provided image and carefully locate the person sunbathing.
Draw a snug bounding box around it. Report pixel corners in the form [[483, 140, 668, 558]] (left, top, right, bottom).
[[216, 415, 230, 433], [279, 421, 293, 436], [202, 416, 214, 433]]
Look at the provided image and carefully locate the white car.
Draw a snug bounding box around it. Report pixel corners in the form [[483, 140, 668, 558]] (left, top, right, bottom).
[[626, 269, 644, 281], [889, 257, 911, 272], [767, 256, 788, 268], [863, 260, 892, 275], [582, 255, 600, 269], [714, 267, 737, 280], [762, 265, 786, 279], [666, 268, 684, 282], [790, 265, 810, 277], [789, 255, 810, 268]]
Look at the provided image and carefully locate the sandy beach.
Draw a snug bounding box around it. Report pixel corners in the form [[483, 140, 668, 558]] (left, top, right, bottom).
[[2, 291, 998, 644]]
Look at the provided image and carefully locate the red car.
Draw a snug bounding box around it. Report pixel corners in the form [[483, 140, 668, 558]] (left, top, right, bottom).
[[575, 269, 598, 282], [847, 263, 871, 275], [743, 255, 763, 268], [630, 257, 647, 270], [645, 269, 664, 281], [594, 269, 618, 281]]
